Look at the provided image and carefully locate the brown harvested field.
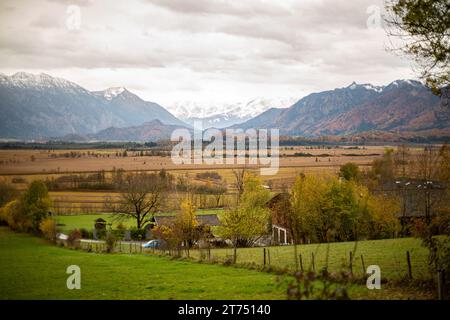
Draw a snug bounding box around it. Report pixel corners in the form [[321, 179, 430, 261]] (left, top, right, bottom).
[[0, 145, 429, 215], [0, 145, 429, 191], [0, 145, 396, 175]]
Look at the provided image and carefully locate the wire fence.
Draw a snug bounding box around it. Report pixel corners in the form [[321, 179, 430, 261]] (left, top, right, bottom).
[[70, 238, 431, 281]]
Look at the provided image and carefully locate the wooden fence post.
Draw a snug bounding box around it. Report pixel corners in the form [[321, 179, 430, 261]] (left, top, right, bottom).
[[361, 254, 366, 275], [437, 269, 446, 300], [299, 253, 304, 272], [268, 249, 271, 267], [263, 248, 266, 266], [311, 252, 315, 272], [349, 252, 353, 275], [406, 251, 413, 279]]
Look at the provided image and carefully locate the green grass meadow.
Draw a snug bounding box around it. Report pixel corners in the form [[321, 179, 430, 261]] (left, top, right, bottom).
[[0, 227, 435, 299], [55, 209, 224, 232], [191, 238, 431, 280], [0, 227, 281, 299], [55, 213, 431, 281]]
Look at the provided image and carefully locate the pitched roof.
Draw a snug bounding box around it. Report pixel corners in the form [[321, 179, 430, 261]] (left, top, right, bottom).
[[154, 214, 221, 227], [266, 192, 290, 208]]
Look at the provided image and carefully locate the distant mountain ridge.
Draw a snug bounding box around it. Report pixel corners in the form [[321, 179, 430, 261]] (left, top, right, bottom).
[[167, 97, 298, 129], [0, 73, 448, 142], [233, 80, 450, 137], [87, 119, 188, 142], [0, 72, 187, 140]]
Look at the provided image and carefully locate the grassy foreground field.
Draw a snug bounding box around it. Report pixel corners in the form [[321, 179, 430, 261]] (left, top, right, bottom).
[[55, 214, 431, 280], [191, 238, 431, 280], [0, 228, 435, 299], [0, 227, 282, 299]]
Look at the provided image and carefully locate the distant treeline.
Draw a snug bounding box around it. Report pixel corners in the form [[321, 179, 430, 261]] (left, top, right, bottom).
[[0, 141, 158, 150], [279, 135, 450, 146]]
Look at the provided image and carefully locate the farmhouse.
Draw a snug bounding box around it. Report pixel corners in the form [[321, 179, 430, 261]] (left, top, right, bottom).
[[386, 179, 450, 235], [266, 193, 294, 245]]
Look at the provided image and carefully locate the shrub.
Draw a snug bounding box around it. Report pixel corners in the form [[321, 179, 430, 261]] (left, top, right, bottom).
[[195, 171, 222, 180], [39, 218, 58, 242], [129, 227, 146, 241], [431, 210, 450, 235], [339, 163, 361, 182], [0, 200, 31, 231], [20, 180, 52, 232], [111, 229, 125, 240], [105, 232, 117, 253], [67, 229, 81, 248], [79, 228, 93, 239], [96, 228, 107, 240], [116, 222, 127, 231], [0, 180, 18, 207]]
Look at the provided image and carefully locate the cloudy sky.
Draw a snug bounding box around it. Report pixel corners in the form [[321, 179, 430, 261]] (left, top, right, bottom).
[[0, 0, 415, 107]]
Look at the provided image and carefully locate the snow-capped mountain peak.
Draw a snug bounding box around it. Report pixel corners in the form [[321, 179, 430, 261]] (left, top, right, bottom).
[[389, 79, 422, 87], [166, 97, 298, 129], [102, 87, 126, 100], [3, 72, 79, 90], [347, 81, 384, 93]]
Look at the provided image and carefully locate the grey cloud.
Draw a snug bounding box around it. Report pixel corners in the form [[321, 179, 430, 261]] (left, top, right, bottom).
[[0, 0, 413, 104], [147, 0, 291, 17], [47, 0, 92, 6], [30, 13, 64, 29]]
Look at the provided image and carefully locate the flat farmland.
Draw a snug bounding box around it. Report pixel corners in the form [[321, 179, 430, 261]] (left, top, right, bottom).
[[0, 145, 424, 215], [0, 145, 393, 175], [49, 190, 235, 215]]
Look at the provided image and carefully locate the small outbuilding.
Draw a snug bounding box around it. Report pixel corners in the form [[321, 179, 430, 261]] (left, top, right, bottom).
[[94, 218, 107, 230]]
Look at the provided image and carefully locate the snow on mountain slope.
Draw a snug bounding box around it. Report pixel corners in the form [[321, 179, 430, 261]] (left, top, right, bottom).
[[0, 72, 187, 139], [166, 97, 298, 128]]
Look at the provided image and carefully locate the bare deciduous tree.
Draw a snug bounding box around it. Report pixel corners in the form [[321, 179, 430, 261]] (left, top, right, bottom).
[[232, 167, 246, 198], [113, 172, 167, 229]]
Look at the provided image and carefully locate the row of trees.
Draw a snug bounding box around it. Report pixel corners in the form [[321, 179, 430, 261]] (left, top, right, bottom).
[[288, 175, 399, 243], [217, 172, 400, 252]]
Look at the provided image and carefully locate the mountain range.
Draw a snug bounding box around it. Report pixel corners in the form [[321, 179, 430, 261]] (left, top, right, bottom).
[[0, 72, 186, 140], [0, 72, 448, 142], [234, 80, 450, 137], [166, 97, 298, 129]]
